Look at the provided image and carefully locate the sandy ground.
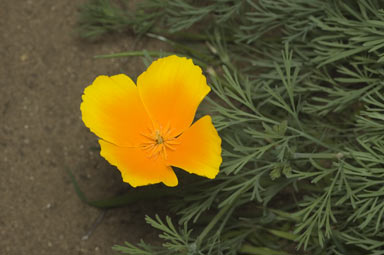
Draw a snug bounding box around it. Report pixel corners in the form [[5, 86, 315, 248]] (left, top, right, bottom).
[[1, 1, 169, 254]]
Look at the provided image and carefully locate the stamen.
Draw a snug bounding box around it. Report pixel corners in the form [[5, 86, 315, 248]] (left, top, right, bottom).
[[164, 143, 176, 151], [140, 132, 154, 140], [162, 145, 168, 159], [140, 126, 179, 160], [163, 123, 172, 137], [167, 139, 180, 145], [145, 144, 156, 150]]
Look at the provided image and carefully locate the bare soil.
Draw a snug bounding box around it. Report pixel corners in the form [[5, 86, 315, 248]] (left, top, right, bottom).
[[1, 1, 169, 254]]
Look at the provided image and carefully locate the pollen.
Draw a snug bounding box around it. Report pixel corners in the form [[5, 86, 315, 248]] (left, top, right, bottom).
[[155, 130, 164, 144]]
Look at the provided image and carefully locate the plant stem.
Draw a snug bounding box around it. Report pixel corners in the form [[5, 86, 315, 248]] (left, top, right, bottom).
[[293, 152, 345, 159], [195, 202, 233, 248]]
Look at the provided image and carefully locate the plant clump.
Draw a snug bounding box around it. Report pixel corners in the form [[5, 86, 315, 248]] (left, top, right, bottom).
[[78, 0, 384, 254]]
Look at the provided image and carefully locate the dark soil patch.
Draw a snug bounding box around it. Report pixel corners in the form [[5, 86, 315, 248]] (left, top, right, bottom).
[[1, 1, 169, 254]]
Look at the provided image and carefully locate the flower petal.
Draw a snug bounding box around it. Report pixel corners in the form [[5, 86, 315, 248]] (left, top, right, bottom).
[[99, 140, 178, 187], [137, 55, 210, 137], [166, 115, 222, 179], [81, 74, 152, 147]]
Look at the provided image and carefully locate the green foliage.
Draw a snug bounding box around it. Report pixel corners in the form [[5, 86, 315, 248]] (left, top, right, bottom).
[[78, 0, 384, 254], [77, 0, 133, 39]]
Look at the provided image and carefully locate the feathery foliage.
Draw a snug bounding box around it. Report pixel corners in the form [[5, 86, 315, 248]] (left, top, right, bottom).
[[78, 0, 384, 254]]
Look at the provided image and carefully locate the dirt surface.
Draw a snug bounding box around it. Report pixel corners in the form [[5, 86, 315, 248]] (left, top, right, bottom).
[[1, 1, 169, 254]]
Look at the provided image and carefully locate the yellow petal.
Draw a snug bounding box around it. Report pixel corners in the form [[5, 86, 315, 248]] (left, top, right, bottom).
[[81, 74, 152, 147], [166, 115, 222, 179], [137, 55, 210, 137], [99, 140, 178, 187]]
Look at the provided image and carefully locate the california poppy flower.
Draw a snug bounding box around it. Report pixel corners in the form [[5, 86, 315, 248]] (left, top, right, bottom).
[[81, 55, 222, 187]]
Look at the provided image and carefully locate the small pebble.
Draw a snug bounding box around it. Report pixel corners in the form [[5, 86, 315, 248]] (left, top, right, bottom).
[[20, 54, 28, 62]]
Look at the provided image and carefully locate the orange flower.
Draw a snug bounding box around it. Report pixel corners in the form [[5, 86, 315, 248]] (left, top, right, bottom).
[[81, 55, 222, 187]]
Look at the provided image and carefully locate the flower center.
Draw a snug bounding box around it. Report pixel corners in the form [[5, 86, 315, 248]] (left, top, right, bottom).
[[140, 126, 179, 159], [155, 130, 164, 144]]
